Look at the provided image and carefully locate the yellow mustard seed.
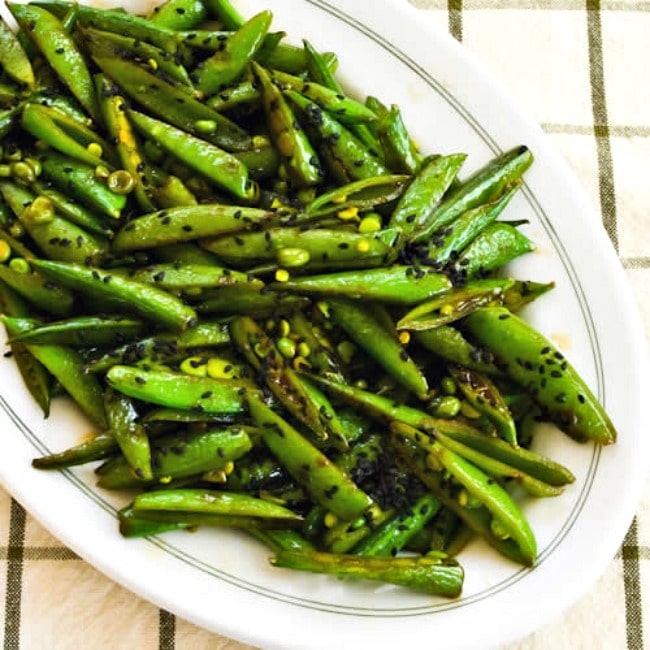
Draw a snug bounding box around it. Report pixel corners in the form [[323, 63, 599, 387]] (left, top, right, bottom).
[[332, 194, 347, 204], [356, 240, 370, 253], [147, 58, 158, 71], [337, 206, 358, 220], [159, 476, 172, 484], [0, 240, 11, 263], [398, 331, 411, 345], [275, 268, 290, 282], [324, 512, 339, 528], [86, 142, 103, 158], [277, 319, 291, 338], [358, 213, 382, 233]]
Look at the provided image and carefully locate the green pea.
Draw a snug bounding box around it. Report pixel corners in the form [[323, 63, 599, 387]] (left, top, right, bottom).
[[277, 337, 296, 359], [11, 161, 36, 184], [194, 119, 217, 135], [0, 164, 11, 177], [107, 170, 136, 195], [23, 196, 55, 225], [433, 395, 461, 419], [9, 257, 30, 274], [490, 517, 511, 540], [441, 377, 457, 395], [277, 247, 311, 268]]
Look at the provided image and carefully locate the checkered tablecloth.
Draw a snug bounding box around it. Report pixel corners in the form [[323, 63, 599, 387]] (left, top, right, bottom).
[[1, 1, 649, 648]]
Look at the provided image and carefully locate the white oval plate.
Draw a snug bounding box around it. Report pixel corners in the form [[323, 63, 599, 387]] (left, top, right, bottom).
[[0, 1, 648, 648]]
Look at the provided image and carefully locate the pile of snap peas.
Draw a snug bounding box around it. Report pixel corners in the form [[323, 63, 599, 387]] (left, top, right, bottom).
[[0, 0, 617, 599]]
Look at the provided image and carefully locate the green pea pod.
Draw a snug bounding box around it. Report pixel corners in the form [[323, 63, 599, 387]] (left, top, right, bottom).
[[425, 183, 521, 266], [113, 203, 277, 252], [39, 153, 127, 220], [34, 1, 182, 54], [247, 395, 377, 522], [92, 56, 251, 152], [251, 62, 323, 189], [432, 431, 563, 498], [502, 280, 555, 313], [33, 432, 118, 469], [201, 227, 403, 271], [396, 279, 516, 331], [10, 4, 99, 122], [327, 299, 429, 398], [449, 222, 535, 280], [21, 103, 115, 168], [461, 307, 617, 444], [448, 365, 517, 446], [249, 529, 315, 553], [2, 316, 106, 428], [389, 154, 465, 234], [96, 425, 253, 489], [299, 376, 350, 450], [203, 0, 244, 29], [103, 389, 153, 482], [229, 315, 329, 440], [153, 242, 222, 267], [0, 281, 52, 417], [271, 69, 377, 126], [268, 265, 451, 305], [305, 175, 409, 218], [392, 422, 537, 564], [105, 365, 255, 413], [118, 507, 192, 538], [31, 259, 198, 332], [128, 263, 256, 291], [133, 487, 302, 521], [0, 16, 35, 88], [0, 263, 74, 317], [82, 28, 192, 87], [412, 145, 534, 244], [206, 79, 261, 111], [142, 408, 237, 426], [148, 0, 207, 30], [85, 320, 229, 373], [375, 104, 422, 174], [0, 181, 109, 265], [287, 90, 389, 184], [195, 11, 272, 94], [271, 549, 463, 598], [414, 326, 500, 376], [195, 284, 308, 317], [127, 110, 258, 202], [32, 181, 114, 238], [9, 316, 145, 347]]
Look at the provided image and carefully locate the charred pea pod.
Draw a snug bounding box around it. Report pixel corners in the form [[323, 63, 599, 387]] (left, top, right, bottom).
[[391, 422, 537, 565], [8, 316, 145, 347], [424, 183, 521, 267], [287, 90, 389, 184], [96, 425, 253, 489], [414, 326, 500, 376], [0, 107, 19, 140], [106, 365, 257, 413], [91, 57, 251, 152], [95, 74, 156, 214], [449, 222, 535, 280], [461, 307, 617, 444], [411, 145, 534, 244], [353, 492, 441, 557], [142, 407, 238, 425], [251, 62, 323, 189], [299, 376, 350, 450], [21, 103, 115, 169], [0, 262, 74, 317], [229, 315, 329, 440], [389, 154, 465, 235], [33, 432, 119, 470], [247, 395, 378, 522], [431, 430, 564, 498], [326, 299, 429, 398], [127, 110, 258, 202], [195, 11, 272, 95], [305, 174, 408, 219], [85, 320, 230, 373], [428, 507, 463, 554], [195, 284, 308, 317], [148, 0, 207, 30], [9, 4, 100, 122], [225, 454, 291, 493], [396, 279, 516, 331], [271, 549, 463, 598], [448, 366, 518, 446], [2, 316, 106, 428], [389, 432, 529, 565], [82, 28, 192, 88], [271, 69, 378, 126], [112, 204, 277, 252], [35, 0, 182, 54], [103, 389, 153, 482], [127, 263, 257, 292], [200, 227, 403, 271], [268, 265, 451, 305], [0, 15, 35, 88], [31, 259, 198, 332], [302, 39, 380, 157], [375, 104, 422, 174], [31, 182, 114, 238], [39, 153, 127, 220], [0, 181, 109, 265], [131, 488, 303, 526], [0, 281, 52, 417]]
